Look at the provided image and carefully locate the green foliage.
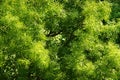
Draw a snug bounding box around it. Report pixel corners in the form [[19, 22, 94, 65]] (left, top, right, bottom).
[[0, 0, 120, 80]]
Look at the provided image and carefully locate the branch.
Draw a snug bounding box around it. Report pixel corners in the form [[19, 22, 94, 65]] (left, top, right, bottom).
[[46, 30, 62, 37]]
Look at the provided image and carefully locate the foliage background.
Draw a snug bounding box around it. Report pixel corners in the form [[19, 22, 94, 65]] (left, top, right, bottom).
[[0, 0, 120, 80]]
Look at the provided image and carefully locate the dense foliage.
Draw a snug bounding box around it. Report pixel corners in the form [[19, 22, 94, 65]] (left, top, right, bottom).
[[0, 0, 120, 80]]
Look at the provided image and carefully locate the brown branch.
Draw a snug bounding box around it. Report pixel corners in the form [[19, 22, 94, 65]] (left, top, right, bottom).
[[46, 30, 62, 37]]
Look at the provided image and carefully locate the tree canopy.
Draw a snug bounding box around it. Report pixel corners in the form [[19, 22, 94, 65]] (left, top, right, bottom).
[[0, 0, 120, 80]]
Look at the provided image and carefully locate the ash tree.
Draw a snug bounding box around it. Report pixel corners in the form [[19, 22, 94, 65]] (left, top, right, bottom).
[[0, 0, 120, 80]]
